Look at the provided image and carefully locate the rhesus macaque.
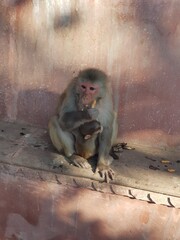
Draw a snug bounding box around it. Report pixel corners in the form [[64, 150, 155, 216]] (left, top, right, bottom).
[[48, 68, 118, 182]]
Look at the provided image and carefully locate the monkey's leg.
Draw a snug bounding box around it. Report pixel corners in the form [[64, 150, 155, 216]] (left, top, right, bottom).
[[48, 116, 75, 156], [49, 116, 90, 169]]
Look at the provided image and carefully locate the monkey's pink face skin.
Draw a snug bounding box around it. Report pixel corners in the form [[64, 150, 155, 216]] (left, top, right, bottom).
[[78, 82, 99, 106]]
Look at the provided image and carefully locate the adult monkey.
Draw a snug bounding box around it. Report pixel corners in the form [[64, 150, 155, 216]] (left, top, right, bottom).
[[48, 68, 118, 182]]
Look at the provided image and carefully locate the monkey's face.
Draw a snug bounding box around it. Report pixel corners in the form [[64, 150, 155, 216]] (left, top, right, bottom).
[[76, 81, 99, 108]]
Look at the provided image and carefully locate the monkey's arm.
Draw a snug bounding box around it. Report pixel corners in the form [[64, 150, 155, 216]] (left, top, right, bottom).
[[60, 108, 98, 131], [96, 124, 114, 183]]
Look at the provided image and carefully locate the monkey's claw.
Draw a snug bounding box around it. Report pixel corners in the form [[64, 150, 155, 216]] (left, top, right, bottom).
[[70, 154, 90, 169], [96, 166, 115, 183]]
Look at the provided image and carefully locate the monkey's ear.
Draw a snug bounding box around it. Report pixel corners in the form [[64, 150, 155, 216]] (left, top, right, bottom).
[[77, 70, 83, 78], [73, 76, 79, 82], [84, 135, 91, 140]]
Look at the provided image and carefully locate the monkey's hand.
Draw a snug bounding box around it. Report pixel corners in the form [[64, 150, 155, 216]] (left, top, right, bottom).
[[69, 154, 91, 169], [96, 165, 115, 183], [87, 108, 99, 120]]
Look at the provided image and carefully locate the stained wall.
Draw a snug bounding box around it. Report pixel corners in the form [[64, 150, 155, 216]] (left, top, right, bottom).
[[0, 174, 180, 240], [0, 0, 180, 149]]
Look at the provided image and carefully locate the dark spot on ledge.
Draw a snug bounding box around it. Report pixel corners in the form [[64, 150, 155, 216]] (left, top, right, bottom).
[[20, 132, 26, 136]]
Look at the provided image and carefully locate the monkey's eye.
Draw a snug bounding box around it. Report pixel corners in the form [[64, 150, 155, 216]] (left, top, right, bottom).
[[90, 87, 96, 91], [81, 85, 86, 89]]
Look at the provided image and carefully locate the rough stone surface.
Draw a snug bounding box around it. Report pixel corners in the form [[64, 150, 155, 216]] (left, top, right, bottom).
[[0, 121, 180, 209], [0, 122, 179, 239]]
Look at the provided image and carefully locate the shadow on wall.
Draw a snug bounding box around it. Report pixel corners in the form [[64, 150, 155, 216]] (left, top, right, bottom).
[[1, 176, 179, 240], [1, 75, 180, 148], [115, 0, 180, 146], [118, 73, 180, 145], [2, 0, 28, 7], [0, 0, 180, 148], [17, 89, 60, 127], [0, 74, 9, 119]]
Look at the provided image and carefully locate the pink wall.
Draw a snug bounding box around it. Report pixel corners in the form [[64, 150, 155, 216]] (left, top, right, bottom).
[[1, 173, 180, 240], [0, 0, 180, 150]]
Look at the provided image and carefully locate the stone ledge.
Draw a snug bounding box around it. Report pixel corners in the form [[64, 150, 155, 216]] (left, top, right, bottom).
[[0, 163, 179, 208], [0, 121, 180, 208]]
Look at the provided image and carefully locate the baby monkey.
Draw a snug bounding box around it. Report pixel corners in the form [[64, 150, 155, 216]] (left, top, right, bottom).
[[79, 120, 102, 140]]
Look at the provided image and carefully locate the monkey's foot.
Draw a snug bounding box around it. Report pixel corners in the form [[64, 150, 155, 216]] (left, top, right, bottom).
[[96, 165, 115, 183], [69, 154, 91, 169]]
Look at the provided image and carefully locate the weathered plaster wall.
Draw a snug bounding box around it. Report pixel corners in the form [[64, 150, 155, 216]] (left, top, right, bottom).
[[0, 0, 180, 149], [0, 174, 180, 240]]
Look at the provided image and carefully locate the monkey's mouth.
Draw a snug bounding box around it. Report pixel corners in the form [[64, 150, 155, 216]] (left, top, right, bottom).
[[77, 95, 95, 110], [82, 96, 92, 106], [82, 96, 93, 107]]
